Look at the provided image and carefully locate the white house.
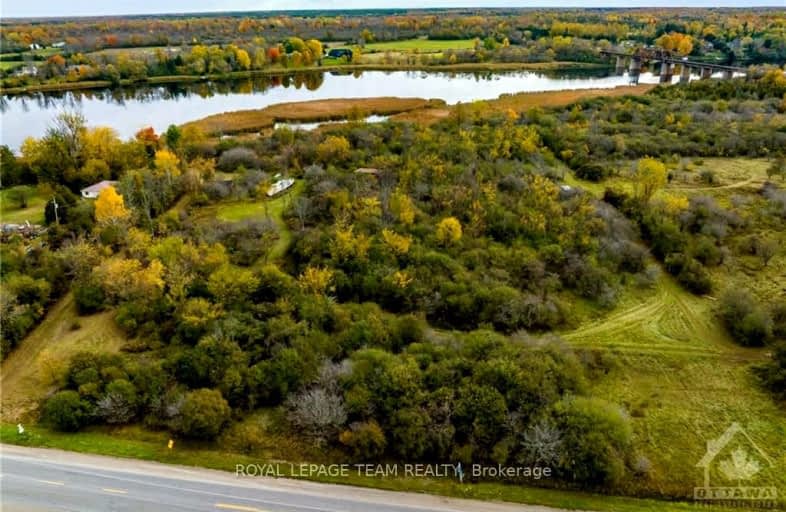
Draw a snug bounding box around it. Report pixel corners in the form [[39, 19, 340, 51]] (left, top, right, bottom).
[[81, 180, 118, 199], [267, 178, 295, 197]]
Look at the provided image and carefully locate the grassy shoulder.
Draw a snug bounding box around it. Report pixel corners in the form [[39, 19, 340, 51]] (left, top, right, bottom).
[[0, 60, 608, 95], [0, 422, 737, 512]]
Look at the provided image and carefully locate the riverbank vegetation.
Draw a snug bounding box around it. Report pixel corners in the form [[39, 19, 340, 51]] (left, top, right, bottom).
[[3, 8, 785, 93], [1, 73, 785, 508]]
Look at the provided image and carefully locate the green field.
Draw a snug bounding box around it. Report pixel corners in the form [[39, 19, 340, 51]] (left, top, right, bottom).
[[359, 38, 476, 52], [212, 179, 303, 260], [0, 186, 47, 224]]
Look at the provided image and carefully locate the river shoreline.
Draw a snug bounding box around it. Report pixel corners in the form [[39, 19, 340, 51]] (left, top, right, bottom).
[[0, 61, 608, 96]]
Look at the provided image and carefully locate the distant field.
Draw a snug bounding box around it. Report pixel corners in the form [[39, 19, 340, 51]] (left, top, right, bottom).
[[0, 186, 47, 224], [86, 46, 183, 60], [357, 38, 476, 52]]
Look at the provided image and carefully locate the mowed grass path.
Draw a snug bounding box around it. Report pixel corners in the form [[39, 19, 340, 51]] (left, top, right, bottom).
[[0, 293, 126, 423], [564, 273, 785, 501]]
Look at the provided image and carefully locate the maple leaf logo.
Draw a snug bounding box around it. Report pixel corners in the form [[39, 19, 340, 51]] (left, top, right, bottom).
[[719, 448, 761, 483]]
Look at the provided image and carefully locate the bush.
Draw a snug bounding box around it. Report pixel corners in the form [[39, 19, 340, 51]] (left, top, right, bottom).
[[42, 390, 92, 431], [217, 147, 259, 171], [754, 342, 786, 400], [553, 396, 633, 486], [174, 388, 231, 440], [574, 163, 610, 182], [339, 420, 386, 460], [96, 379, 138, 424], [720, 289, 773, 346]]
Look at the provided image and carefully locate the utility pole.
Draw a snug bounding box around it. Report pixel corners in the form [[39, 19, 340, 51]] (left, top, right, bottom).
[[51, 196, 59, 225]]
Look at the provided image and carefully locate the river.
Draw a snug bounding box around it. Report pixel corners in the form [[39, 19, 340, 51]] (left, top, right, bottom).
[[0, 68, 708, 149]]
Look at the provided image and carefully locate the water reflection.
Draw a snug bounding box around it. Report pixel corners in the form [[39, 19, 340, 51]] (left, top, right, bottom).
[[2, 68, 654, 149]]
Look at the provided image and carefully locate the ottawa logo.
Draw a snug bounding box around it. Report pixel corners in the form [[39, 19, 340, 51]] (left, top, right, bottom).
[[694, 422, 777, 503]]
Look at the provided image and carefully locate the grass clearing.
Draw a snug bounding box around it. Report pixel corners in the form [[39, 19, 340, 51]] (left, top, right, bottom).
[[208, 179, 303, 260], [356, 38, 476, 53], [0, 293, 126, 423], [0, 185, 47, 224]]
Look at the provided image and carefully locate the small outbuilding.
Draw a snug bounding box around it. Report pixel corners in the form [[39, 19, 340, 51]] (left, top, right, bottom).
[[267, 178, 295, 197], [81, 180, 119, 199]]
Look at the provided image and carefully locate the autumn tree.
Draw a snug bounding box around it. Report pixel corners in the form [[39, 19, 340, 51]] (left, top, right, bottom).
[[634, 158, 667, 203], [94, 186, 130, 224], [436, 217, 462, 246]]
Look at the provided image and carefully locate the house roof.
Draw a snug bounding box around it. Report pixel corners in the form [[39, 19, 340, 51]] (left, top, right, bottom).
[[81, 180, 118, 195], [354, 167, 380, 175]]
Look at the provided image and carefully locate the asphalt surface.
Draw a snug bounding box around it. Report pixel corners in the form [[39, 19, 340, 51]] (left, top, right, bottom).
[[0, 445, 573, 512]]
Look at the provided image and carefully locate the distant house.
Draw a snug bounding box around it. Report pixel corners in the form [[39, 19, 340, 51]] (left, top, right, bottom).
[[51, 41, 66, 48], [354, 167, 380, 176], [28, 43, 42, 50], [327, 48, 353, 60], [81, 180, 118, 199], [267, 178, 295, 197]]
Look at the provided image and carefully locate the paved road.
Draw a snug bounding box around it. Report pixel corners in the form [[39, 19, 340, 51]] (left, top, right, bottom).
[[0, 445, 573, 512]]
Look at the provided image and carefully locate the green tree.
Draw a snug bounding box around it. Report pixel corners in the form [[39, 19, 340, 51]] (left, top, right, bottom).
[[43, 390, 92, 432], [175, 388, 231, 440]]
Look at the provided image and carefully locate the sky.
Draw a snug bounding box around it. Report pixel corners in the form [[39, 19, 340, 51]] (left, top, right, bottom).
[[0, 0, 777, 19]]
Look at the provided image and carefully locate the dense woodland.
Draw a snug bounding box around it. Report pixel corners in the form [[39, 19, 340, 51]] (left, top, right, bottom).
[[2, 8, 785, 90], [1, 70, 785, 495]]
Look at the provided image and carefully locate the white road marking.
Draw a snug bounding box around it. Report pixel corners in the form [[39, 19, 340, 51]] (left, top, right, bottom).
[[36, 479, 65, 486], [102, 487, 128, 494]]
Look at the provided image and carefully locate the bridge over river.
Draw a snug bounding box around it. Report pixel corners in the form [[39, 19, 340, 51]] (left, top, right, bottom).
[[600, 49, 748, 84]]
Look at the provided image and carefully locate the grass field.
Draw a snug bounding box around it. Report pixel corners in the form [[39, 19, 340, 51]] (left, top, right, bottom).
[[357, 38, 476, 53], [0, 185, 47, 224], [560, 157, 786, 502], [0, 293, 126, 423], [211, 179, 304, 260]]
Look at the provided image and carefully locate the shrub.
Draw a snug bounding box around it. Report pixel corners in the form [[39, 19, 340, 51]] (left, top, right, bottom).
[[217, 147, 259, 171], [96, 379, 138, 424], [552, 396, 633, 486], [42, 390, 92, 432], [339, 420, 386, 460], [174, 388, 231, 440], [286, 386, 347, 443], [720, 289, 773, 346], [574, 163, 610, 182], [754, 342, 786, 400]]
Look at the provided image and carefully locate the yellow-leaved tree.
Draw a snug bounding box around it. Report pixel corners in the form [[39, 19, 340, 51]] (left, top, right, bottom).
[[635, 157, 668, 203], [298, 266, 334, 295], [436, 217, 462, 246], [154, 149, 181, 179], [95, 186, 130, 224]]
